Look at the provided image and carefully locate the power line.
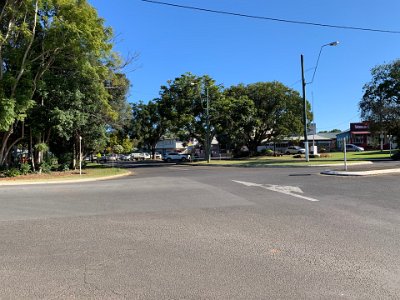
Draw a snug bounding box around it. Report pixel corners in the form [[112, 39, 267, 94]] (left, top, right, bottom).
[[142, 0, 400, 34]]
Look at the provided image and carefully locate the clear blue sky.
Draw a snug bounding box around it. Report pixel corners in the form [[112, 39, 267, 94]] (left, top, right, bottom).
[[89, 0, 400, 132]]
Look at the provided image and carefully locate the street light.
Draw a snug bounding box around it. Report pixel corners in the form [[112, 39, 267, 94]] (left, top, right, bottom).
[[301, 41, 339, 162]]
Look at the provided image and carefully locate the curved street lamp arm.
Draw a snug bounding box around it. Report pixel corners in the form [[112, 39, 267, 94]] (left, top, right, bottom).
[[307, 41, 339, 85]]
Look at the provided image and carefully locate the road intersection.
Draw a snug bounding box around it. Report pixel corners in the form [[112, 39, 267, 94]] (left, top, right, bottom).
[[0, 164, 399, 299]]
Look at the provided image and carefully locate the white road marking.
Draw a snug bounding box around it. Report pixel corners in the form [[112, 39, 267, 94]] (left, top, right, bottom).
[[168, 167, 190, 171], [232, 180, 319, 202]]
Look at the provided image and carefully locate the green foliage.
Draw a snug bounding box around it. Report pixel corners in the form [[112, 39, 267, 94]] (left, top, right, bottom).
[[34, 143, 49, 153], [0, 98, 16, 131], [39, 162, 52, 173], [5, 168, 21, 177], [265, 149, 274, 155], [0, 0, 130, 167], [19, 163, 31, 175], [46, 157, 59, 171], [121, 137, 133, 153], [131, 99, 169, 152], [157, 73, 223, 146], [221, 81, 310, 153], [113, 144, 124, 154], [360, 60, 400, 140], [59, 163, 70, 172]]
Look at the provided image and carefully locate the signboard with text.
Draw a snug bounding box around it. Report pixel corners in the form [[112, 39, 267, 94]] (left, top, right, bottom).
[[350, 122, 369, 132]]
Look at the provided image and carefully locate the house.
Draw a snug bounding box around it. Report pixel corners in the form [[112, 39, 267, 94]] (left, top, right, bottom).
[[155, 138, 186, 155], [258, 133, 337, 153]]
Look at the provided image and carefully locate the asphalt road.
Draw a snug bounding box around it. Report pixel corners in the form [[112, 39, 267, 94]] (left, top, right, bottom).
[[0, 163, 399, 299]]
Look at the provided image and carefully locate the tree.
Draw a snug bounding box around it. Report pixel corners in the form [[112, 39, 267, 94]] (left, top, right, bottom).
[[319, 129, 341, 133], [158, 73, 223, 147], [223, 82, 311, 154], [213, 95, 255, 153], [131, 100, 167, 158], [0, 0, 131, 168], [360, 60, 400, 140]]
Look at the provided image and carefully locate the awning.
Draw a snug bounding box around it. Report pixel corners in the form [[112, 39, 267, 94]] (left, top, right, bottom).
[[350, 131, 370, 135]]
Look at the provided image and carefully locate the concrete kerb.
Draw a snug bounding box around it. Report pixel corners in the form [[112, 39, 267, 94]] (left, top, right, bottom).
[[0, 170, 132, 186], [321, 168, 400, 177]]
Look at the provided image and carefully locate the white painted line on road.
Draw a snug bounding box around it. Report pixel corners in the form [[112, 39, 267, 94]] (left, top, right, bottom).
[[168, 167, 190, 171], [232, 180, 320, 202]]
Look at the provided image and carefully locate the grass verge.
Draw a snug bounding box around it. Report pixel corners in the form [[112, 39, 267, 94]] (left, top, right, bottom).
[[193, 150, 395, 167]]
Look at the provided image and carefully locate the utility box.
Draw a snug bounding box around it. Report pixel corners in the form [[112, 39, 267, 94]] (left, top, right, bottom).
[[310, 146, 318, 155]]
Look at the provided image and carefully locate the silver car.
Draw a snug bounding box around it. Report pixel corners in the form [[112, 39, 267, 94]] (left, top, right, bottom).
[[285, 146, 306, 154]]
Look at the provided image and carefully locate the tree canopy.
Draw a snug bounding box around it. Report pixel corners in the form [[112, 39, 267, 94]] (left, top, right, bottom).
[[221, 81, 311, 153], [360, 60, 400, 139], [0, 0, 130, 168]]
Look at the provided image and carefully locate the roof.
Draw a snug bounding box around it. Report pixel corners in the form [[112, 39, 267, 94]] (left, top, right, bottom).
[[351, 131, 370, 135], [317, 132, 340, 139], [287, 134, 335, 141]]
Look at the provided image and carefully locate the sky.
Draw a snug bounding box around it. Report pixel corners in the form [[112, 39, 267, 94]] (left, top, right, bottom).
[[88, 0, 400, 132]]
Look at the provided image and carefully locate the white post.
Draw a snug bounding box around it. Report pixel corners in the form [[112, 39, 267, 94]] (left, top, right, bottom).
[[79, 136, 82, 176], [343, 138, 347, 171]]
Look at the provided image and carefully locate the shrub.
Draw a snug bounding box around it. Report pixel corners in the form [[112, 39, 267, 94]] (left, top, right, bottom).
[[266, 149, 274, 156], [293, 154, 303, 158], [5, 168, 20, 177], [39, 162, 52, 173], [392, 151, 400, 160], [58, 152, 73, 169], [59, 163, 70, 172], [19, 163, 31, 175], [47, 157, 59, 171]]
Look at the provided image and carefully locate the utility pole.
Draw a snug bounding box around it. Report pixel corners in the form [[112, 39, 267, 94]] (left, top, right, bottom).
[[206, 87, 211, 163], [301, 54, 310, 162]]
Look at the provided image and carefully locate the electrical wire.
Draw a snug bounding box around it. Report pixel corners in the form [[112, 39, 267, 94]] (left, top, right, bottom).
[[141, 0, 400, 34]]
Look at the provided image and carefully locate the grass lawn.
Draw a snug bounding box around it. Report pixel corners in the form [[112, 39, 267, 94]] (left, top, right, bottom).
[[194, 150, 396, 167], [0, 163, 130, 183]]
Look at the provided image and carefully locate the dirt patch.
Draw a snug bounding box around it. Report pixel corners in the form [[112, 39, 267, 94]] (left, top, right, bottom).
[[0, 171, 80, 181]]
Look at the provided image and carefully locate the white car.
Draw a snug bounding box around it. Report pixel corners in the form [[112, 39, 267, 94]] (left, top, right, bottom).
[[345, 144, 364, 152], [285, 146, 306, 154], [163, 152, 191, 162], [154, 152, 162, 159], [131, 152, 145, 161]]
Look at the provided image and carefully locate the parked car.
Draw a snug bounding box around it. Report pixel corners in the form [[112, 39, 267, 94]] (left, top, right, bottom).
[[106, 155, 117, 161], [285, 146, 306, 154], [163, 152, 191, 162], [345, 144, 364, 152], [154, 152, 162, 159], [120, 154, 132, 161], [131, 152, 145, 161], [143, 152, 151, 159]]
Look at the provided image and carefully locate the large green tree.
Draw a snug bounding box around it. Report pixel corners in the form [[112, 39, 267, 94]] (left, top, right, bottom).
[[0, 0, 130, 167], [131, 100, 169, 158], [158, 73, 223, 147], [360, 60, 400, 140], [222, 81, 311, 153]]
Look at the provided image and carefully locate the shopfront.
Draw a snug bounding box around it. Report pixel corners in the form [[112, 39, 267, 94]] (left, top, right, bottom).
[[336, 122, 372, 150]]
